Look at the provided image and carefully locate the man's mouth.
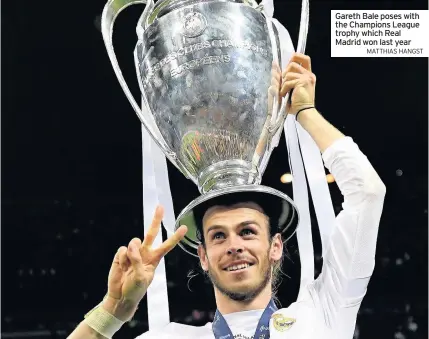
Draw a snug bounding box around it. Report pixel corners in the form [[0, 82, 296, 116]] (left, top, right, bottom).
[[224, 263, 254, 272]]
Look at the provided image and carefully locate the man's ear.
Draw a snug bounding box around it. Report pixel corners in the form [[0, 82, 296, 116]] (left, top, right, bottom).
[[270, 233, 283, 262], [197, 244, 208, 271]]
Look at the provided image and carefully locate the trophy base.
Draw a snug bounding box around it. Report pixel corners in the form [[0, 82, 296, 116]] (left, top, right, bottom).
[[175, 184, 299, 257], [198, 160, 260, 194]]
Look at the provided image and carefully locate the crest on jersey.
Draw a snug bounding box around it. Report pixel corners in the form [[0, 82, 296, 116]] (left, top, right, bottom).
[[271, 314, 296, 332]]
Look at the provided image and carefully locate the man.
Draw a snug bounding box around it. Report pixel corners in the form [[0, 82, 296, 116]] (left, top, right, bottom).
[[68, 53, 386, 339]]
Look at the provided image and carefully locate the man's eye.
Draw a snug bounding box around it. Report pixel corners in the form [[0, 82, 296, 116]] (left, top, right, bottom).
[[213, 232, 225, 240], [241, 228, 255, 236]]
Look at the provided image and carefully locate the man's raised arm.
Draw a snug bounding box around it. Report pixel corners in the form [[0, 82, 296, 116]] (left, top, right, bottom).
[[281, 53, 386, 337], [67, 207, 187, 339], [306, 110, 385, 337]]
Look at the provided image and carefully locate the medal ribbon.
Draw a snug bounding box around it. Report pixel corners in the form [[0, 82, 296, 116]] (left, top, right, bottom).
[[212, 299, 277, 339]]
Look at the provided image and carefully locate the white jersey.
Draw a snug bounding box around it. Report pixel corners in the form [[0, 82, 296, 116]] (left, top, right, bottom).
[[136, 137, 386, 339]]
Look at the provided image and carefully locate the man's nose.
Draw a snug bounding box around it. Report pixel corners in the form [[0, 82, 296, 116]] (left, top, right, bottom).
[[227, 247, 243, 255], [226, 236, 244, 255]]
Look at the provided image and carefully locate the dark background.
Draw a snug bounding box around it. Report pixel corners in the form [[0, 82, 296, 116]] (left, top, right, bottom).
[[1, 0, 428, 338]]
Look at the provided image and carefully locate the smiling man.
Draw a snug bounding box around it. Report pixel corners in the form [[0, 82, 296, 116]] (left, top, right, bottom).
[[67, 53, 386, 339], [197, 200, 282, 311]]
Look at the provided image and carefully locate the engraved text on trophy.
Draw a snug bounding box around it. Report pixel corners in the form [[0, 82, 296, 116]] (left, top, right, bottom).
[[140, 39, 269, 88]]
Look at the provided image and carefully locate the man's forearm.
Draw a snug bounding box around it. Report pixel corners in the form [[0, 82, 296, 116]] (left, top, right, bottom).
[[67, 298, 137, 339], [296, 108, 345, 153], [68, 321, 109, 339]]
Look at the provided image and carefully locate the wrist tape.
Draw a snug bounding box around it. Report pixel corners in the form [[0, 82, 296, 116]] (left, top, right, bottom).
[[84, 304, 125, 338]]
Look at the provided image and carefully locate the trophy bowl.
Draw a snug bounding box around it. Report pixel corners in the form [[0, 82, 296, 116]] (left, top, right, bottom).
[[101, 0, 300, 256]]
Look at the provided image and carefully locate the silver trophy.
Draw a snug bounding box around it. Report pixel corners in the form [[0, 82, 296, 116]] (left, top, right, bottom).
[[101, 0, 309, 255]]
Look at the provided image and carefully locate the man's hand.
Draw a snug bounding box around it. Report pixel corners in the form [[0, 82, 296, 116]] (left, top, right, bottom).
[[280, 53, 316, 114], [102, 206, 187, 321], [279, 53, 345, 152]]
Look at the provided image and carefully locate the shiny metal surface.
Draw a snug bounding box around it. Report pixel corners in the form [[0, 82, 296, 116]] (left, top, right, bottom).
[[135, 1, 281, 191], [150, 0, 260, 23], [101, 0, 310, 255]]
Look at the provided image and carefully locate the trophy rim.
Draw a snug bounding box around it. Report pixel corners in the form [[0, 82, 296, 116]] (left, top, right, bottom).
[[175, 184, 300, 257], [148, 0, 260, 25]]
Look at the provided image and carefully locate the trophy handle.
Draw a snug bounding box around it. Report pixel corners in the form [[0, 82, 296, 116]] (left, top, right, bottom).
[[101, 0, 193, 178], [296, 0, 310, 54], [267, 0, 310, 145]]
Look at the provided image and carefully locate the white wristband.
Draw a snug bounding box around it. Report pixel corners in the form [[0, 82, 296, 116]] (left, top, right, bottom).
[[84, 304, 125, 339]]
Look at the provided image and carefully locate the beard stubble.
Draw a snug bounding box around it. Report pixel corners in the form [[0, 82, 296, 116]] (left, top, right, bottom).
[[206, 250, 272, 302]]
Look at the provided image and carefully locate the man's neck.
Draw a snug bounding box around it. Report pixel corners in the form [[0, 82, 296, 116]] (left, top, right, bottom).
[[214, 285, 272, 315]]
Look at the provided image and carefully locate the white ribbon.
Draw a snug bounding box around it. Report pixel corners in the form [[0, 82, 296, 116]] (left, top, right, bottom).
[[270, 18, 315, 295], [284, 116, 315, 297], [296, 124, 336, 256], [260, 0, 274, 17], [141, 98, 174, 330]]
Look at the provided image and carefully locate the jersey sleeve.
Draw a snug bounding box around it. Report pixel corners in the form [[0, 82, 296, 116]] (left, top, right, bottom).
[[311, 137, 386, 337]]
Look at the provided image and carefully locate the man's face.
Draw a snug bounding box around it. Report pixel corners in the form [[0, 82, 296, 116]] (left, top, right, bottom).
[[197, 202, 283, 302]]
